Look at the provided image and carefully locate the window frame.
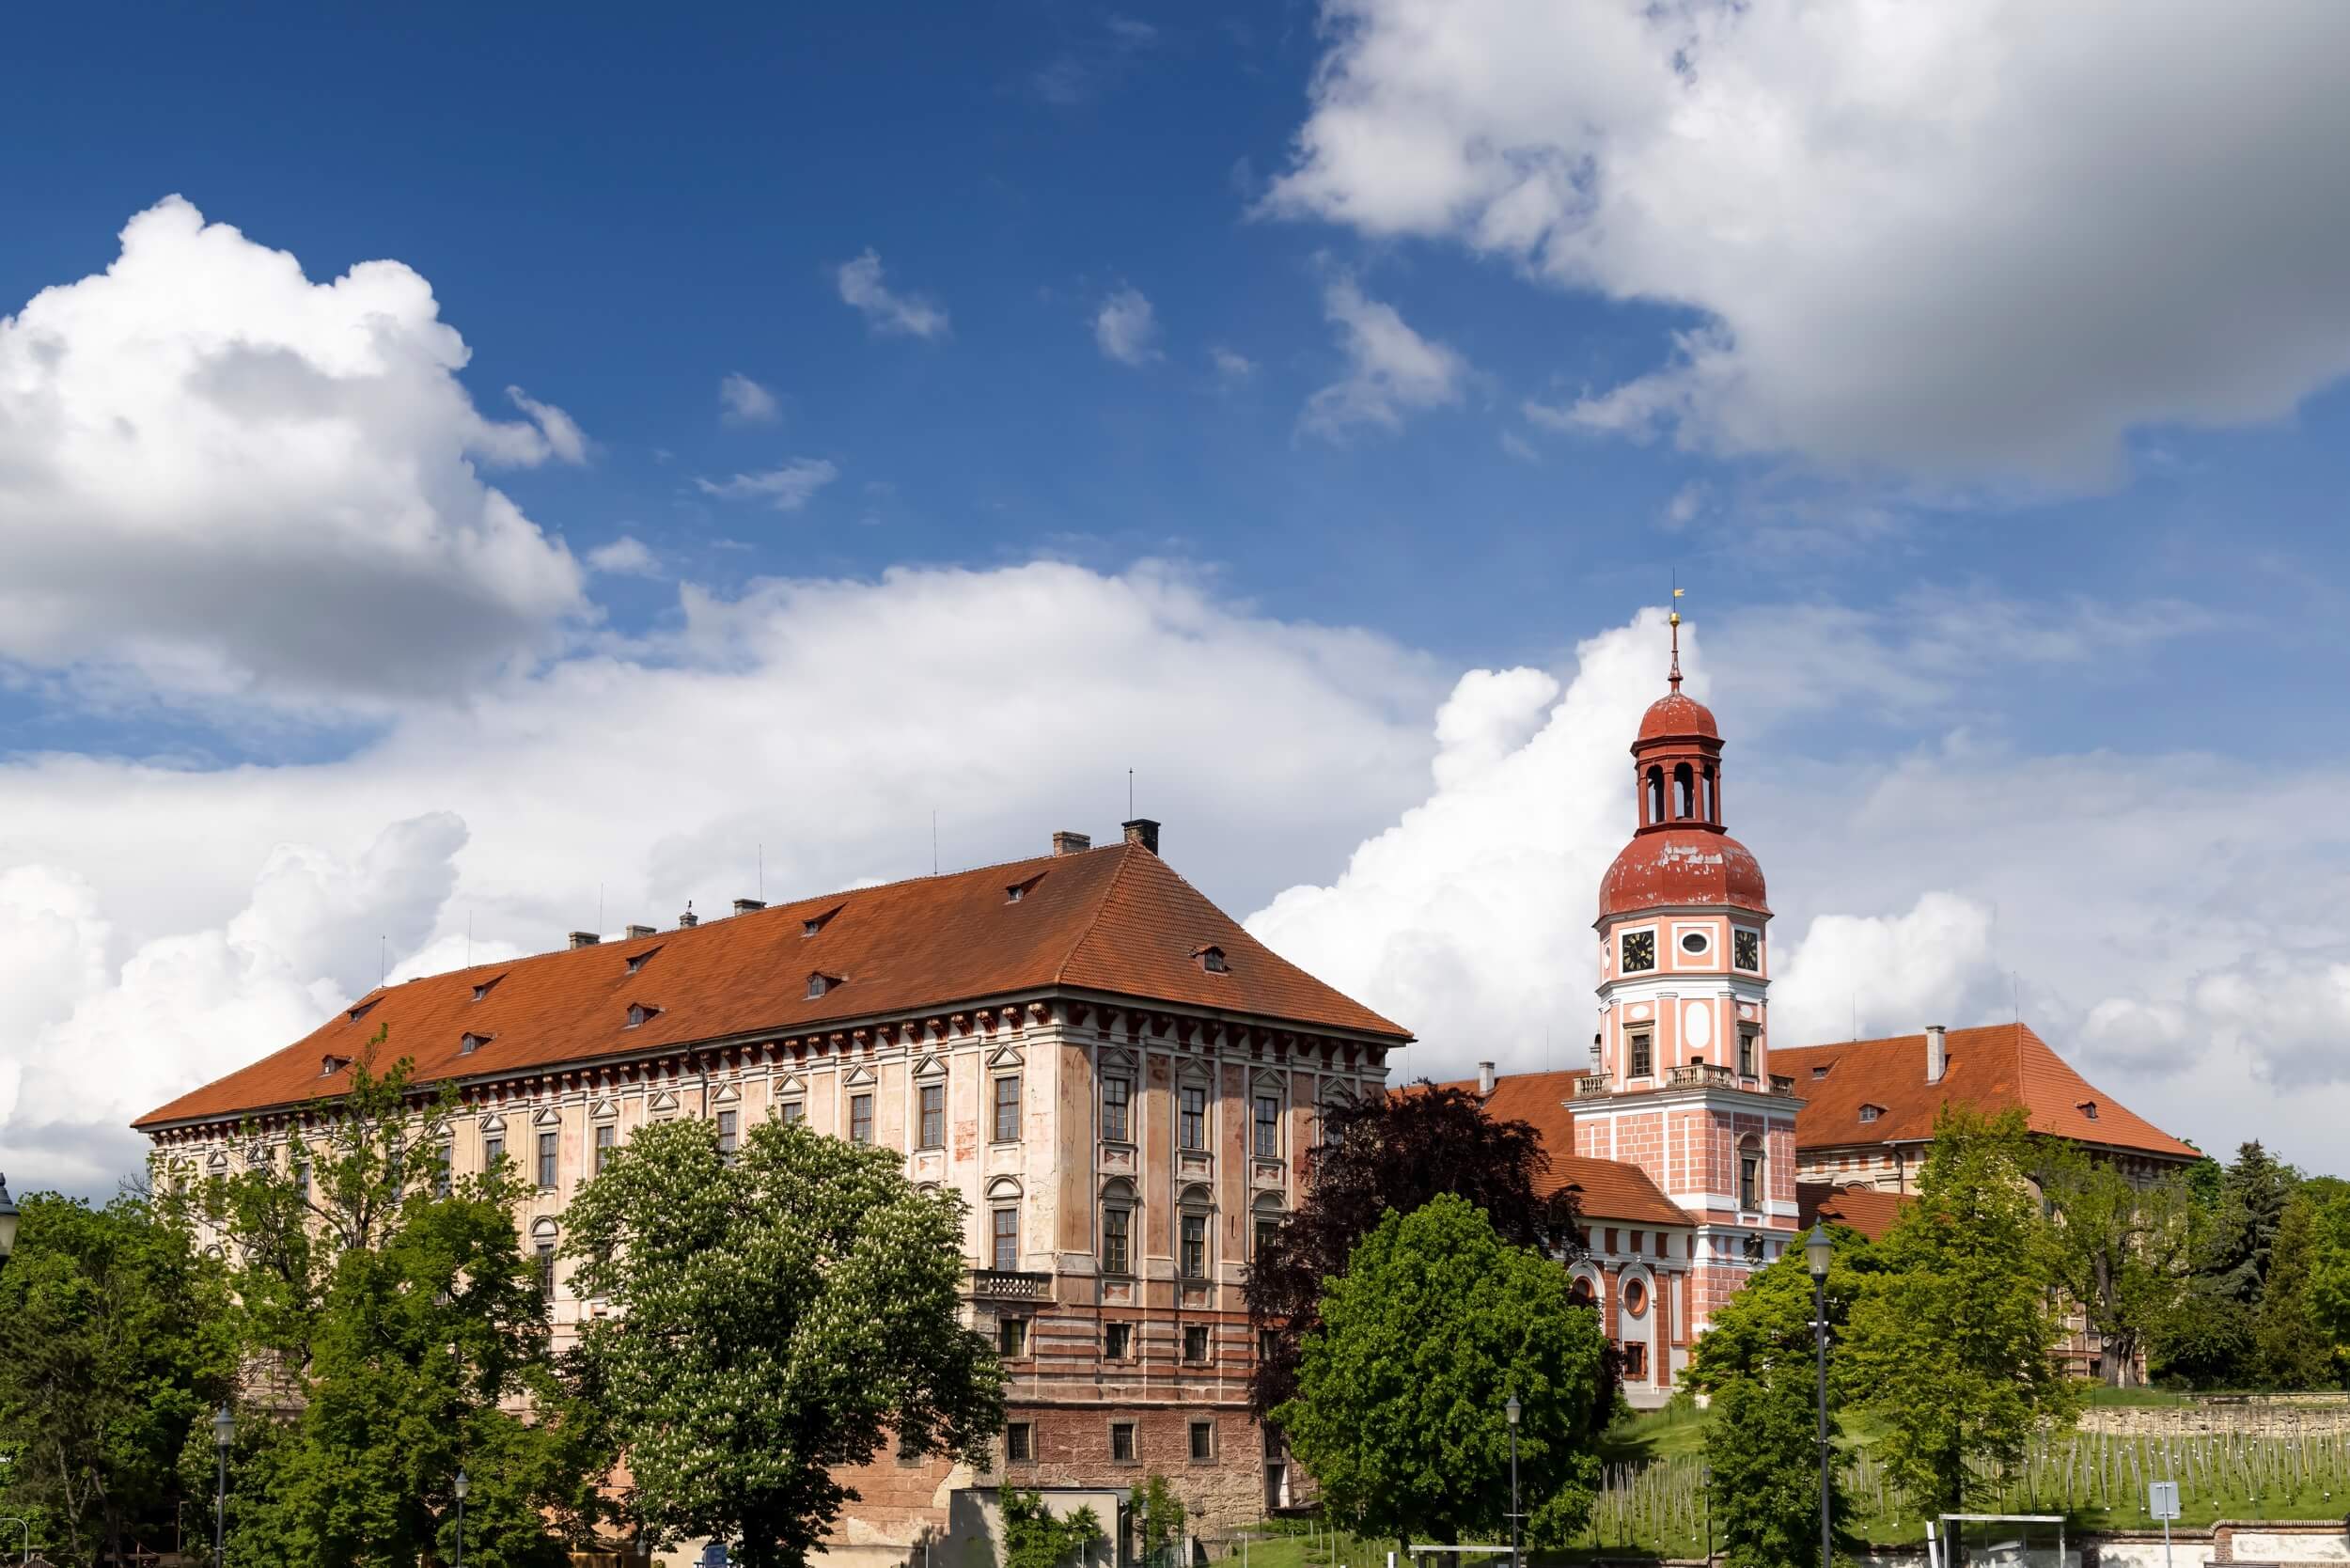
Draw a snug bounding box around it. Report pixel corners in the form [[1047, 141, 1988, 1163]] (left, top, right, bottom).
[[997, 1315, 1027, 1358], [1738, 1026, 1759, 1079], [1179, 1083, 1207, 1151], [593, 1122, 616, 1175], [1110, 1421, 1137, 1465], [1627, 1028, 1653, 1079], [1101, 1074, 1132, 1144], [1188, 1420, 1215, 1463], [536, 1131, 558, 1191], [779, 1099, 806, 1127], [1105, 1321, 1133, 1359], [992, 1203, 1020, 1272], [1183, 1324, 1211, 1363], [1007, 1421, 1034, 1464], [1738, 1137, 1764, 1212], [715, 1109, 739, 1157], [850, 1092, 874, 1146], [1102, 1203, 1133, 1277], [918, 1082, 946, 1150], [1252, 1093, 1280, 1159], [993, 1074, 1022, 1144], [1180, 1212, 1208, 1279]]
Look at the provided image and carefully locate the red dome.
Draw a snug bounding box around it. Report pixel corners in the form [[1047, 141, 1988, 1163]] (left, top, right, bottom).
[[1598, 828, 1769, 919], [1637, 689, 1720, 746]]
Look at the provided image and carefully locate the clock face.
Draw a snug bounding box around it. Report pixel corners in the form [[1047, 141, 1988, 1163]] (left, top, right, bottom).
[[1733, 929, 1761, 971], [1622, 930, 1656, 973]]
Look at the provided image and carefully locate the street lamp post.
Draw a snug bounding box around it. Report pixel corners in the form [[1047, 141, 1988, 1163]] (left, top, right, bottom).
[[3, 1514, 29, 1566], [454, 1469, 469, 1568], [1805, 1224, 1834, 1568], [1505, 1392, 1521, 1568], [212, 1403, 235, 1565]]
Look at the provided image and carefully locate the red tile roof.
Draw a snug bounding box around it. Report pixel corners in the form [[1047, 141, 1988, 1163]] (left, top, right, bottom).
[[1796, 1181, 1911, 1242], [136, 842, 1409, 1130], [1421, 1068, 1691, 1228], [1772, 1023, 2197, 1162]]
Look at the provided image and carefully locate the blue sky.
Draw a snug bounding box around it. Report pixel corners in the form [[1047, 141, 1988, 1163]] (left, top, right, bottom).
[[4, 0, 2349, 1190]]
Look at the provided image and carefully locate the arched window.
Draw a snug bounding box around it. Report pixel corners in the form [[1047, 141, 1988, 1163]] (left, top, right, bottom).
[[1672, 762, 1695, 819], [1251, 1192, 1286, 1260], [1738, 1135, 1764, 1213], [1569, 1275, 1596, 1307], [1645, 767, 1666, 824], [1701, 765, 1717, 822], [531, 1218, 559, 1306], [1100, 1179, 1136, 1277], [1179, 1184, 1214, 1280]]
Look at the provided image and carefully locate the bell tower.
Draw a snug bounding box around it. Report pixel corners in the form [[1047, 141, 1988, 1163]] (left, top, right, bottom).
[[1572, 606, 1800, 1331]]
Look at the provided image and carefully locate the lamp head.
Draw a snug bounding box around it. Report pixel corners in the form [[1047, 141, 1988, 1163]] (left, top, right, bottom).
[[0, 1171, 19, 1258], [1804, 1223, 1833, 1282], [1505, 1393, 1520, 1426], [213, 1403, 235, 1448], [455, 1469, 469, 1500]]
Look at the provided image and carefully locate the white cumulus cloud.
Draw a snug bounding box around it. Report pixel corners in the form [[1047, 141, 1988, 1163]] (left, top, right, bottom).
[[586, 537, 659, 577], [1269, 0, 2350, 483], [1300, 275, 1467, 440], [0, 196, 588, 702], [694, 460, 841, 511], [719, 372, 780, 426], [837, 250, 951, 340], [1094, 288, 1162, 366]]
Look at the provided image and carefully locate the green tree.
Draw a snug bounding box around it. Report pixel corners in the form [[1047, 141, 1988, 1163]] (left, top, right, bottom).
[[1845, 1107, 2078, 1513], [2252, 1183, 2339, 1388], [0, 1189, 239, 1567], [2145, 1280, 2253, 1388], [2202, 1141, 2298, 1305], [2298, 1180, 2350, 1381], [2036, 1143, 2197, 1386], [191, 1044, 610, 1568], [1273, 1194, 1607, 1550], [563, 1114, 1005, 1568], [1687, 1227, 1876, 1568], [1133, 1474, 1185, 1566], [997, 1484, 1104, 1568]]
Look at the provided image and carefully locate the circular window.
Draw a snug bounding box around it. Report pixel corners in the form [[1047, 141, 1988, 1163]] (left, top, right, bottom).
[[1680, 932, 1709, 955], [1622, 1278, 1648, 1314]]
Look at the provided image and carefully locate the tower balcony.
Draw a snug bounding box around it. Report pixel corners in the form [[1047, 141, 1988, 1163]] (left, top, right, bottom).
[[1576, 1068, 1798, 1099]]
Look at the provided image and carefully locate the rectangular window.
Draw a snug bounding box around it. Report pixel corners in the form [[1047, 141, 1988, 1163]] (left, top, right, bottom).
[[1110, 1422, 1136, 1464], [1255, 1215, 1279, 1258], [1740, 1152, 1762, 1211], [1622, 1341, 1649, 1380], [780, 1100, 806, 1127], [1189, 1420, 1214, 1462], [997, 1316, 1027, 1357], [716, 1110, 739, 1157], [1102, 1207, 1132, 1275], [536, 1243, 556, 1301], [994, 1075, 1021, 1143], [1007, 1422, 1034, 1464], [1180, 1085, 1206, 1151], [1259, 1328, 1280, 1362], [1105, 1322, 1132, 1359], [918, 1083, 945, 1149], [1181, 1213, 1207, 1278], [435, 1144, 453, 1198], [1253, 1094, 1279, 1158], [294, 1161, 311, 1203], [1738, 1027, 1758, 1079], [538, 1131, 558, 1190], [850, 1093, 873, 1145], [594, 1123, 615, 1175], [1628, 1030, 1653, 1078], [1183, 1325, 1211, 1363], [1102, 1075, 1132, 1143], [993, 1205, 1020, 1272], [482, 1136, 503, 1172]]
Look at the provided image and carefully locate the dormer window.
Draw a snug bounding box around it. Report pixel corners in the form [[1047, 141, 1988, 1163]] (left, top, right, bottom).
[[2077, 1100, 2099, 1121], [1858, 1104, 1883, 1123], [1811, 1064, 1832, 1080], [460, 1033, 490, 1055], [807, 973, 839, 999], [626, 1003, 660, 1029], [321, 1054, 352, 1077], [625, 946, 661, 976], [1006, 873, 1044, 904], [471, 975, 503, 1002], [347, 999, 377, 1025], [801, 906, 841, 938], [1193, 945, 1230, 974]]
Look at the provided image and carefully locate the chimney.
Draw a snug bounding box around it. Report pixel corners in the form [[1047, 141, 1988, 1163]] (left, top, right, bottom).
[[1052, 830, 1093, 856], [1925, 1024, 1948, 1084], [733, 899, 767, 917], [625, 923, 656, 940], [568, 931, 601, 949], [1121, 818, 1161, 855], [1477, 1060, 1496, 1096], [679, 902, 699, 930]]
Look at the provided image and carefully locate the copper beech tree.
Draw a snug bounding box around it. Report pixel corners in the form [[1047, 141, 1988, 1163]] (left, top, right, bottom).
[[1245, 1083, 1603, 1419]]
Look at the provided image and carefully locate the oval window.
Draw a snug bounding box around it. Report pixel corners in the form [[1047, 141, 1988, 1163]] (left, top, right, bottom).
[[1680, 932, 1709, 955], [1623, 1278, 1648, 1314]]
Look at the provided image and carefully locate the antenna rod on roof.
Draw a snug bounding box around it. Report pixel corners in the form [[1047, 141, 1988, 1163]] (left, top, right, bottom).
[[932, 809, 938, 876], [1128, 768, 1135, 819], [599, 884, 605, 939], [380, 934, 386, 987], [759, 841, 764, 902]]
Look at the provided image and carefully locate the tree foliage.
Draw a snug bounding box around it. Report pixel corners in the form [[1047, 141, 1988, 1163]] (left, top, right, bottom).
[[2035, 1141, 2198, 1385], [563, 1113, 1006, 1568], [1687, 1227, 1875, 1568], [188, 1043, 610, 1568], [1274, 1194, 1607, 1549], [1246, 1083, 1591, 1419], [1845, 1106, 2078, 1513], [0, 1189, 238, 1567], [997, 1484, 1104, 1568], [1133, 1473, 1185, 1564]]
